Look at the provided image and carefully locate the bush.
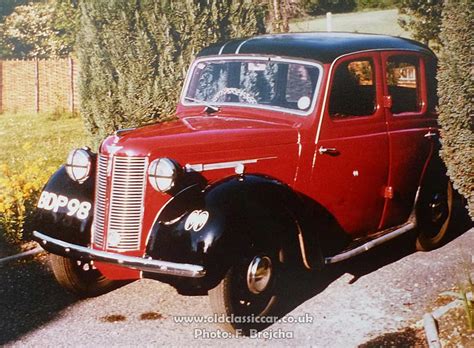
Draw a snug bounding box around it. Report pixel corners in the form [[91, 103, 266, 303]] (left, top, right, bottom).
[[0, 160, 55, 244], [78, 0, 266, 144], [396, 0, 442, 48], [437, 1, 474, 219], [356, 0, 397, 10]]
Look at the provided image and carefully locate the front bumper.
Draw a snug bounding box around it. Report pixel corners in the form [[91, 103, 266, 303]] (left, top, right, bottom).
[[33, 231, 206, 278]]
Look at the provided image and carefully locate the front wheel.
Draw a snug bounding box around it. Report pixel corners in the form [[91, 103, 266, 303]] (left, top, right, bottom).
[[209, 246, 283, 334], [50, 254, 122, 297], [416, 175, 454, 251]]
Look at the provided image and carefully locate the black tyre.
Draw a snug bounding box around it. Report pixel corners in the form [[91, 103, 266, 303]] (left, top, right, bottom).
[[208, 244, 284, 335], [416, 175, 454, 251], [50, 254, 122, 297]]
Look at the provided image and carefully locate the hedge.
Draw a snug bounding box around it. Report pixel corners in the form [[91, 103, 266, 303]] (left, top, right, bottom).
[[77, 0, 266, 144], [437, 1, 474, 218]]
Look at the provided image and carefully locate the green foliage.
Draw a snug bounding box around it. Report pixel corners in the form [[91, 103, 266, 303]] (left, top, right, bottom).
[[0, 0, 28, 20], [0, 1, 79, 58], [51, 0, 80, 55], [0, 111, 88, 245], [0, 160, 54, 244], [457, 256, 474, 331], [396, 0, 442, 47], [0, 0, 26, 56], [460, 282, 474, 331], [437, 1, 474, 219], [356, 0, 397, 10], [78, 0, 266, 144], [302, 0, 357, 16]]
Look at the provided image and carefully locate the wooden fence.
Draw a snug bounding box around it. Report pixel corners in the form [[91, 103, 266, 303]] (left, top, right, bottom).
[[0, 58, 80, 114]]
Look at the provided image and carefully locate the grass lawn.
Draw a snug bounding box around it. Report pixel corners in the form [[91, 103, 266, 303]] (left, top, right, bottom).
[[289, 9, 411, 38], [0, 112, 90, 245], [0, 112, 90, 172]]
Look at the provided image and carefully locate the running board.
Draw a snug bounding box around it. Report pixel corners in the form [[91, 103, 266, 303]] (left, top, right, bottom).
[[324, 221, 415, 264]]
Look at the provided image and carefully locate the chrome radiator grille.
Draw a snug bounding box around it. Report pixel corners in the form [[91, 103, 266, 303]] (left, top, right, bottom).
[[93, 155, 147, 251], [93, 155, 108, 248]]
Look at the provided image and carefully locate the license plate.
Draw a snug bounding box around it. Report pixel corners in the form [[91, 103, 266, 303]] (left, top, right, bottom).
[[37, 191, 92, 220]]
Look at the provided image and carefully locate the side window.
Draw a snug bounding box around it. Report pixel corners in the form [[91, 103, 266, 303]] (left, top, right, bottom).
[[386, 56, 421, 114], [329, 59, 376, 118]]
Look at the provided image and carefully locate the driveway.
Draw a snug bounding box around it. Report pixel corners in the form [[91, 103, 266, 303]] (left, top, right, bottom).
[[1, 223, 472, 347]]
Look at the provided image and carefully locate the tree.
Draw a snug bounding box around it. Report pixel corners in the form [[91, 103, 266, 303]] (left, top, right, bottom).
[[396, 0, 443, 48], [0, 0, 29, 20], [267, 0, 289, 33], [437, 1, 474, 218], [78, 0, 266, 144], [0, 1, 79, 59]]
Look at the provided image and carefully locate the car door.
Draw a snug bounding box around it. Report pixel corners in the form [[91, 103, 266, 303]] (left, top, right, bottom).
[[310, 52, 389, 237], [378, 51, 439, 228]]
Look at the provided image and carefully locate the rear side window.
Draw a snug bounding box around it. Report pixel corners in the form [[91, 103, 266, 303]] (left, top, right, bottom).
[[329, 59, 376, 118], [386, 56, 421, 114]]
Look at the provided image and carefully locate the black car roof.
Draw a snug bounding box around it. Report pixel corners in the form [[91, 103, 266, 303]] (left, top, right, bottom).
[[197, 32, 435, 63]]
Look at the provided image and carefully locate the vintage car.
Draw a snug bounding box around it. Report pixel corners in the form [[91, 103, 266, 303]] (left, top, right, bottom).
[[32, 32, 453, 333]]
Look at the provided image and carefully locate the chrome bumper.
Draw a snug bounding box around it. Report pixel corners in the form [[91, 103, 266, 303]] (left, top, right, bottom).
[[33, 231, 206, 278]]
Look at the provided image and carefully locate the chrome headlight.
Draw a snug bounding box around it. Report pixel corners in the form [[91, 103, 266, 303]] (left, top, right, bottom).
[[65, 148, 92, 184], [147, 158, 179, 192]]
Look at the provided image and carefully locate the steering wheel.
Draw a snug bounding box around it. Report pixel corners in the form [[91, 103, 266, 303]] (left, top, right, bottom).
[[211, 88, 257, 104]]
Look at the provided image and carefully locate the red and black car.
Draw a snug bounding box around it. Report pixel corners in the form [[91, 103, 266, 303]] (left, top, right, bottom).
[[32, 32, 453, 333]]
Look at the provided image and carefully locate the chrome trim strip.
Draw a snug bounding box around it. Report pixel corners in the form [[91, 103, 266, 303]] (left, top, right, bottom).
[[324, 222, 415, 264], [218, 41, 229, 55], [296, 221, 312, 270], [184, 156, 277, 173], [93, 155, 108, 248], [114, 127, 136, 137], [34, 231, 206, 278], [235, 38, 251, 54], [324, 184, 420, 265]]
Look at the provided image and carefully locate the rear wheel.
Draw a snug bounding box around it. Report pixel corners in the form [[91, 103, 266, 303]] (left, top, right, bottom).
[[416, 175, 454, 251], [209, 244, 283, 334], [50, 254, 121, 297]]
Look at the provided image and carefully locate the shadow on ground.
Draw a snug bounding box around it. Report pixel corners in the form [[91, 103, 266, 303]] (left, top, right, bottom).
[[358, 327, 426, 347], [0, 257, 77, 345], [272, 201, 472, 328]]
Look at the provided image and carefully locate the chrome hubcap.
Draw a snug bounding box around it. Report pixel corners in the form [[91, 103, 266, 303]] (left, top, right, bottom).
[[246, 255, 272, 294]]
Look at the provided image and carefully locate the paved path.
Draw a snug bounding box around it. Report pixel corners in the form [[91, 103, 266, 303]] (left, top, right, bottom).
[[1, 226, 472, 347]]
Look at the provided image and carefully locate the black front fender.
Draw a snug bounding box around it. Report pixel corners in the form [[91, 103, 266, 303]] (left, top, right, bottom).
[[144, 175, 304, 290], [31, 164, 95, 251]]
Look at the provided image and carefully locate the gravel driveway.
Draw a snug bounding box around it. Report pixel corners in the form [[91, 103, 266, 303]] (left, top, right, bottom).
[[1, 223, 472, 347]]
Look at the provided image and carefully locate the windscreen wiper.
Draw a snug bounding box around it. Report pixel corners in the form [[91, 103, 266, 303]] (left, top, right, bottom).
[[184, 97, 220, 114]]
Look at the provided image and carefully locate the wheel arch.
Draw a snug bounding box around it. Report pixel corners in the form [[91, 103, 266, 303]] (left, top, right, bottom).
[[144, 174, 326, 289]]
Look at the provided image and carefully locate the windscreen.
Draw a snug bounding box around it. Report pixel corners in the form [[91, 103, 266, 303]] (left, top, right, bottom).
[[184, 58, 321, 115]]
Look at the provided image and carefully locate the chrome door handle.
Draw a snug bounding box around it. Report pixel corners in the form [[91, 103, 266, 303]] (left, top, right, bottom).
[[424, 131, 437, 139], [318, 146, 339, 155]]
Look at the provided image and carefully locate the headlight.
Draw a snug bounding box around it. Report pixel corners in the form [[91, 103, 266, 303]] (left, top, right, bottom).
[[148, 158, 179, 192], [65, 148, 92, 184]]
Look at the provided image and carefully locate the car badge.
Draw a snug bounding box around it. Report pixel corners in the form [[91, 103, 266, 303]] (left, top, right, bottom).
[[106, 145, 123, 155]]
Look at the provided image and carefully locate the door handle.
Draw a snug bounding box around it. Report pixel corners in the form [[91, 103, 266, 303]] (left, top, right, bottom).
[[424, 131, 438, 139], [318, 146, 339, 155]]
